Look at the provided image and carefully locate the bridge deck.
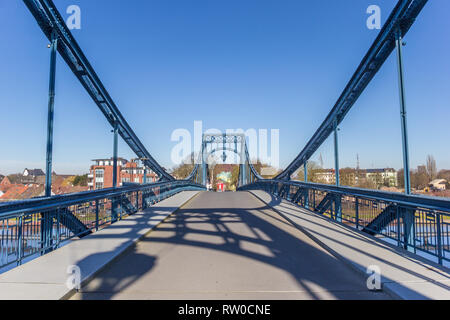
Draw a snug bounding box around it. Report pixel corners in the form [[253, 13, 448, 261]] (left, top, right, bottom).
[[72, 191, 390, 300], [250, 190, 450, 300], [0, 191, 200, 300]]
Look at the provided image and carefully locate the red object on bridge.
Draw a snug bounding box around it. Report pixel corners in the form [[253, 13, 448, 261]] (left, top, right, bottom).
[[216, 182, 225, 192]]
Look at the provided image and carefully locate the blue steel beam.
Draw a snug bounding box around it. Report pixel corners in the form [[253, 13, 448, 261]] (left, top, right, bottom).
[[44, 30, 58, 197], [112, 122, 118, 188], [276, 0, 428, 180], [395, 30, 411, 194], [23, 0, 174, 181]]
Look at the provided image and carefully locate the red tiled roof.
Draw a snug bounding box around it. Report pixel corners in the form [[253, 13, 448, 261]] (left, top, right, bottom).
[[0, 184, 29, 200]]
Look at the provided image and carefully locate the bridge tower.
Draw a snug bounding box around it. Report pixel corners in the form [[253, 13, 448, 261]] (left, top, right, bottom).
[[201, 133, 248, 188]]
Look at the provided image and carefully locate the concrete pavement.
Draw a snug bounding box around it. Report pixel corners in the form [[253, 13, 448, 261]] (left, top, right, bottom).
[[0, 191, 200, 300], [249, 190, 450, 300], [72, 191, 390, 300]]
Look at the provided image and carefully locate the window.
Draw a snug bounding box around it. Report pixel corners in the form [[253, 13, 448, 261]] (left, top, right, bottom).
[[95, 169, 104, 178], [95, 182, 104, 190]]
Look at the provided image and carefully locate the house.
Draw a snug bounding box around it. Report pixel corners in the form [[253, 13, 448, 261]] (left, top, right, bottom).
[[23, 168, 45, 177], [0, 184, 29, 201], [315, 169, 336, 184], [428, 179, 447, 191], [88, 158, 157, 190], [0, 176, 11, 188], [364, 168, 398, 187], [22, 168, 45, 184]]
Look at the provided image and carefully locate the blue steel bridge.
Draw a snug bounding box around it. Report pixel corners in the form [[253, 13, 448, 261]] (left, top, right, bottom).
[[0, 0, 449, 300]]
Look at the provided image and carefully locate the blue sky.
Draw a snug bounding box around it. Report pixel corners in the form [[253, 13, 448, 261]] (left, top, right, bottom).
[[0, 0, 449, 175]]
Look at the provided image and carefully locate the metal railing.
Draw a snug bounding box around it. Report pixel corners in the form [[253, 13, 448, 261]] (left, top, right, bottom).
[[0, 180, 204, 270], [239, 180, 450, 265]]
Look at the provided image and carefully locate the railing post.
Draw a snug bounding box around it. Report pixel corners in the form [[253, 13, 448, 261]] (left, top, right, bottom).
[[111, 196, 118, 223], [436, 212, 443, 265], [355, 197, 359, 229], [95, 200, 99, 231], [119, 194, 124, 219], [136, 191, 139, 211], [402, 207, 416, 253], [45, 31, 58, 197], [142, 159, 147, 184], [56, 209, 60, 247], [313, 190, 316, 209], [40, 211, 54, 255], [396, 205, 401, 247], [304, 162, 309, 209], [395, 28, 411, 195], [17, 216, 23, 266]]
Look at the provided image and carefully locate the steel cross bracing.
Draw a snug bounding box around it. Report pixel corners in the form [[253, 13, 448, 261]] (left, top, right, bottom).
[[23, 0, 174, 181], [185, 134, 262, 185], [275, 0, 428, 180]]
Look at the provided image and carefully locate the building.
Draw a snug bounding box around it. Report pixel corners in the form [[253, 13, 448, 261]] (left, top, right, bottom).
[[364, 168, 398, 187], [88, 158, 157, 190], [309, 167, 397, 188], [121, 160, 157, 185], [428, 179, 447, 191], [22, 168, 45, 184], [23, 168, 45, 177], [315, 169, 336, 184], [88, 158, 127, 190]]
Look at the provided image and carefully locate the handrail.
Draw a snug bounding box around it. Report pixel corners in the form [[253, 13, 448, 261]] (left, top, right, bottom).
[[0, 180, 204, 219], [253, 179, 450, 213], [241, 178, 450, 265]]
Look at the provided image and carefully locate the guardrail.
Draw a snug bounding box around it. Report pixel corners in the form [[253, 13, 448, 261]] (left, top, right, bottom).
[[239, 180, 450, 265], [0, 180, 205, 270]]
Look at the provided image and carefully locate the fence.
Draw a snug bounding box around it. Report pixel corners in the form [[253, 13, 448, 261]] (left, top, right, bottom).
[[240, 180, 450, 265], [0, 180, 204, 269]]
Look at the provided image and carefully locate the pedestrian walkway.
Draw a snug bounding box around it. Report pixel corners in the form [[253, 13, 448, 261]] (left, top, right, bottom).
[[72, 191, 390, 300], [0, 191, 199, 300], [249, 190, 450, 300]]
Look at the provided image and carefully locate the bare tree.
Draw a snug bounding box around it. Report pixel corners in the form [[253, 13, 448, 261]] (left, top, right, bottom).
[[296, 161, 321, 182], [426, 155, 437, 181], [170, 153, 195, 179]]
